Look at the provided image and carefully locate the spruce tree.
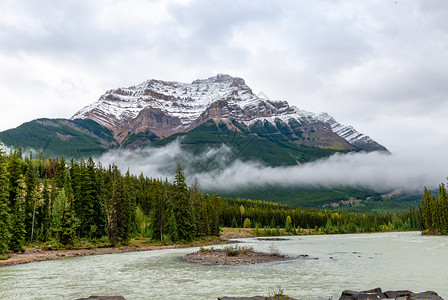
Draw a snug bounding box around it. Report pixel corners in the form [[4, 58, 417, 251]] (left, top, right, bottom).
[[24, 159, 38, 239], [168, 209, 179, 242], [9, 201, 26, 253], [59, 202, 79, 246], [7, 149, 22, 208], [39, 180, 51, 241], [151, 182, 167, 242], [9, 175, 26, 252], [172, 164, 195, 241], [0, 156, 11, 255]]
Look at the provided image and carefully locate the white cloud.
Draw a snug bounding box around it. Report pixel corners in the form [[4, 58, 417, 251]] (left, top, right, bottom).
[[96, 140, 448, 193], [1, 0, 448, 154]]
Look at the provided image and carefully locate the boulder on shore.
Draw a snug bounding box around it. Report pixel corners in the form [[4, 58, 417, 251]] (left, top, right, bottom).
[[219, 296, 296, 300], [339, 287, 443, 300]]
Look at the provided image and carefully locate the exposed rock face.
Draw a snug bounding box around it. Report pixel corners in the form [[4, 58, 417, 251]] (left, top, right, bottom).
[[72, 74, 388, 152], [339, 288, 444, 300]]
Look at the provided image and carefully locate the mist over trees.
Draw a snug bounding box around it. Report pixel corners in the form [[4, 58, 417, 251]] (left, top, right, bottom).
[[0, 144, 425, 256]]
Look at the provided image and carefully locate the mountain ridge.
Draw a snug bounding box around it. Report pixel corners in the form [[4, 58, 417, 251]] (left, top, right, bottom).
[[72, 74, 388, 153], [0, 74, 388, 163]]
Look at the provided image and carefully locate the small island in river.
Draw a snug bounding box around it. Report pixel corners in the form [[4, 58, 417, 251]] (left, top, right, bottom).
[[183, 245, 301, 266]]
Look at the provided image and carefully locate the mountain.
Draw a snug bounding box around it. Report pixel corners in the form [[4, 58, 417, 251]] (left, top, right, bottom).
[[0, 74, 387, 163]]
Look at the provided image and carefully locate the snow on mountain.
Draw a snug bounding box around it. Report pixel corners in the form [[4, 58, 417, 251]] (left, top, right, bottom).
[[72, 74, 386, 151]]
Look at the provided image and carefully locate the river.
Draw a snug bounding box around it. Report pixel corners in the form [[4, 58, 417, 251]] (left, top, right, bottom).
[[0, 231, 447, 300]]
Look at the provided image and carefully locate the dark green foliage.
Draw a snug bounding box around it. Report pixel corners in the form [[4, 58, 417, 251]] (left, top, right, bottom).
[[172, 164, 196, 241], [231, 217, 237, 228], [216, 186, 381, 209], [0, 142, 422, 256], [59, 204, 79, 246], [0, 118, 114, 158], [7, 149, 22, 208], [9, 201, 26, 252], [221, 197, 419, 233], [24, 160, 39, 239], [121, 130, 160, 148], [168, 209, 179, 242], [39, 180, 51, 241], [0, 155, 11, 255], [420, 183, 448, 235], [152, 120, 345, 170], [150, 181, 168, 242]]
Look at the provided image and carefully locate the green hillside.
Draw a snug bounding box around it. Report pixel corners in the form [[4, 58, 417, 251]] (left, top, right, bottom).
[[0, 118, 115, 158], [150, 119, 344, 168]]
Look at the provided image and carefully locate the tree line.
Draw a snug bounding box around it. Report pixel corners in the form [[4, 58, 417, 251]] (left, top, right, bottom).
[[0, 147, 222, 255], [221, 198, 419, 234], [0, 145, 421, 257], [420, 182, 448, 235]]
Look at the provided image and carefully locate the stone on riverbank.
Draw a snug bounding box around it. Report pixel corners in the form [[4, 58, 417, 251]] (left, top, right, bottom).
[[218, 296, 297, 300], [339, 287, 443, 300]]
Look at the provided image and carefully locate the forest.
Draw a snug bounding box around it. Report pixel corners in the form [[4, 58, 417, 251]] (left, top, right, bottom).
[[0, 145, 421, 257], [420, 184, 448, 235]]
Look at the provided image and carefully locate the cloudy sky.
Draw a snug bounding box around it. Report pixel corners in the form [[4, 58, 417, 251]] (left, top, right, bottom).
[[1, 0, 447, 154]]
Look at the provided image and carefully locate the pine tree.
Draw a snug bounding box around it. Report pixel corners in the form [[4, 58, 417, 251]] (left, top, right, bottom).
[[59, 202, 79, 246], [151, 182, 167, 242], [9, 175, 26, 252], [168, 209, 179, 242], [0, 155, 11, 255], [438, 183, 448, 234], [39, 180, 51, 241], [24, 159, 38, 239], [9, 201, 26, 253], [51, 189, 66, 237], [172, 164, 195, 241], [231, 217, 238, 228], [7, 149, 22, 208]]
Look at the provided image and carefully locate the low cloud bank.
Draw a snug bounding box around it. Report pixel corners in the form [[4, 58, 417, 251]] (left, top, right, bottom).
[[97, 140, 448, 193]]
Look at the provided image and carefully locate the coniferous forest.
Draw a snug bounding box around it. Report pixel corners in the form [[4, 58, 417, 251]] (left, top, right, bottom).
[[420, 184, 448, 235], [0, 145, 424, 257]]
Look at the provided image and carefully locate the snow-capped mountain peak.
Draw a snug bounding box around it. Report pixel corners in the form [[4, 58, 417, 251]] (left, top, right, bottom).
[[72, 74, 387, 152]]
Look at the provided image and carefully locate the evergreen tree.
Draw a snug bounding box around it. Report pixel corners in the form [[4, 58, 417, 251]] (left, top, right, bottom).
[[124, 171, 137, 236], [168, 209, 178, 242], [53, 156, 66, 189], [231, 217, 238, 228], [39, 180, 51, 241], [0, 155, 11, 255], [59, 202, 79, 246], [172, 164, 195, 241], [150, 182, 167, 242], [9, 201, 26, 252], [51, 189, 68, 238], [7, 149, 22, 208], [9, 175, 26, 252], [24, 159, 38, 239]]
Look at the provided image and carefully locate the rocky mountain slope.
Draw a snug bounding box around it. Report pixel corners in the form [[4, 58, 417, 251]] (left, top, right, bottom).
[[72, 74, 387, 153], [1, 74, 388, 163]]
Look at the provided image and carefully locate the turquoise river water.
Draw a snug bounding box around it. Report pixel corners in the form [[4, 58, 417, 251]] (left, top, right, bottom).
[[0, 231, 447, 300]]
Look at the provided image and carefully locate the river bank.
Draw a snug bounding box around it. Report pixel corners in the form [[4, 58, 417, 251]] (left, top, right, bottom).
[[0, 229, 255, 268], [0, 238, 230, 268], [0, 228, 420, 268]]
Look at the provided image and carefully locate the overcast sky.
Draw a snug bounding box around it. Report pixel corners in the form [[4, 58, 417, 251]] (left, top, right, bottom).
[[1, 0, 447, 153]]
